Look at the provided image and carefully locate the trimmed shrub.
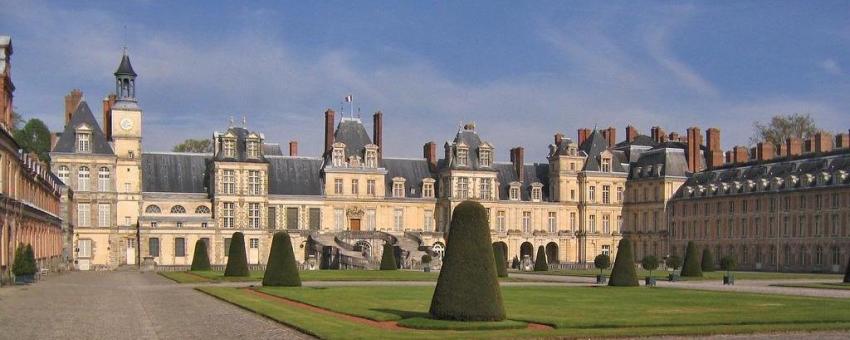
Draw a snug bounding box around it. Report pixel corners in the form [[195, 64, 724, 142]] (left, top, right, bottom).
[[380, 243, 397, 270], [608, 238, 638, 286], [594, 254, 611, 275], [533, 246, 548, 271], [430, 201, 505, 321], [701, 247, 715, 272], [666, 255, 682, 271], [641, 256, 659, 277], [680, 241, 703, 277], [422, 254, 432, 264], [845, 254, 850, 283], [224, 232, 249, 277], [263, 232, 301, 287], [492, 244, 508, 277], [190, 239, 211, 271], [13, 244, 37, 276], [720, 255, 737, 273], [511, 256, 520, 269]]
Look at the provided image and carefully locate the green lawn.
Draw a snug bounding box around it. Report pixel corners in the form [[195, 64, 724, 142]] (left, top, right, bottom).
[[199, 285, 850, 339], [530, 269, 844, 281], [161, 270, 442, 283], [773, 282, 850, 291]]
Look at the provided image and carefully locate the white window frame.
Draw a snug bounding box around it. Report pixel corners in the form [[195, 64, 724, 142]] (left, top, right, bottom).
[[248, 203, 261, 228], [497, 211, 506, 232], [334, 178, 343, 194], [78, 166, 90, 192], [223, 138, 236, 158], [548, 212, 557, 233], [248, 170, 262, 195], [98, 203, 110, 228], [367, 179, 376, 196], [223, 202, 235, 228], [366, 209, 376, 231], [77, 203, 90, 227], [78, 239, 92, 258], [97, 167, 110, 192], [334, 208, 345, 231], [351, 179, 359, 195], [522, 211, 531, 233], [222, 170, 236, 194], [77, 132, 91, 153], [57, 166, 70, 184], [394, 208, 404, 231]]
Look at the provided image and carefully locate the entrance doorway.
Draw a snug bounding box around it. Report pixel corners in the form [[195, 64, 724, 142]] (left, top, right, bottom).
[[126, 238, 136, 265], [350, 219, 361, 231]]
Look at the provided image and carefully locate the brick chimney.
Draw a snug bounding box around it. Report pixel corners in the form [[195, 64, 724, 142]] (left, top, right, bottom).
[[813, 132, 833, 153], [669, 132, 679, 142], [289, 140, 298, 156], [604, 126, 616, 147], [686, 127, 702, 173], [324, 109, 335, 155], [756, 142, 774, 161], [777, 143, 787, 157], [102, 94, 116, 141], [725, 150, 732, 164], [424, 141, 437, 172], [373, 111, 383, 160], [732, 146, 749, 164], [510, 147, 525, 182], [836, 133, 850, 149], [786, 137, 802, 158], [554, 132, 564, 146], [705, 128, 723, 169], [626, 125, 637, 142], [64, 89, 83, 126], [577, 128, 589, 145]]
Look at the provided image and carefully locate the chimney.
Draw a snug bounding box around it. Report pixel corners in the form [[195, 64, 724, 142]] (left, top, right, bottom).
[[324, 109, 335, 155], [424, 142, 437, 172], [626, 125, 637, 142], [686, 127, 702, 173], [64, 89, 83, 125], [804, 139, 813, 153], [289, 140, 298, 156], [732, 146, 749, 164], [725, 150, 732, 164], [777, 143, 787, 157], [510, 147, 525, 182], [705, 128, 723, 169], [605, 126, 616, 147], [554, 133, 564, 146], [577, 128, 589, 145], [756, 142, 775, 161], [669, 132, 679, 142], [786, 137, 802, 157], [373, 111, 383, 160], [102, 94, 116, 141], [813, 132, 833, 153], [836, 133, 850, 149]]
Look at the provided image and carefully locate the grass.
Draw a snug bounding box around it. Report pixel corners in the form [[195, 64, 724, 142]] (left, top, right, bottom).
[[773, 282, 850, 290], [161, 269, 535, 284], [198, 285, 850, 339], [397, 317, 527, 330], [528, 268, 844, 281]]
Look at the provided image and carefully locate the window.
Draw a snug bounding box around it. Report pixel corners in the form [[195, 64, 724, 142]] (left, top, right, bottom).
[[394, 208, 404, 231], [423, 182, 434, 198], [175, 237, 186, 257], [248, 203, 260, 228], [222, 170, 235, 194], [351, 179, 359, 195], [456, 177, 469, 199], [224, 238, 232, 256], [393, 181, 405, 198], [602, 245, 610, 256], [97, 167, 110, 192], [497, 211, 506, 232], [367, 179, 376, 196], [149, 238, 160, 257], [78, 239, 92, 258], [589, 215, 597, 233], [816, 246, 824, 265], [548, 212, 557, 233], [57, 166, 70, 184], [195, 206, 210, 214], [201, 222, 208, 229], [510, 186, 520, 200], [250, 238, 259, 249], [603, 214, 611, 234], [479, 179, 491, 200], [522, 211, 532, 233], [833, 214, 839, 236], [601, 158, 611, 172], [286, 207, 299, 229], [78, 203, 90, 227], [223, 138, 235, 158], [145, 205, 161, 214], [833, 247, 841, 265], [124, 216, 131, 225], [616, 215, 622, 233], [570, 212, 576, 232], [78, 166, 90, 191], [531, 187, 542, 201], [332, 148, 345, 167], [588, 186, 596, 202], [456, 147, 468, 166], [247, 140, 260, 158], [223, 202, 235, 228], [334, 178, 343, 194], [424, 210, 434, 230], [77, 132, 90, 152], [150, 221, 158, 228], [176, 222, 183, 228], [334, 208, 344, 230], [170, 205, 186, 214], [309, 208, 320, 230], [479, 149, 491, 167], [267, 207, 277, 229], [616, 187, 623, 202], [367, 209, 377, 231], [98, 203, 110, 227], [248, 170, 262, 195], [365, 150, 377, 168], [602, 185, 610, 204]]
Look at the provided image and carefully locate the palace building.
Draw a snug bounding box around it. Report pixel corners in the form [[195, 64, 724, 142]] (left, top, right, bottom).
[[50, 51, 850, 273]]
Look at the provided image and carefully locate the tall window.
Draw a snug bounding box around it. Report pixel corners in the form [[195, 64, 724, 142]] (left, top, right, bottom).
[[479, 179, 491, 200], [570, 212, 576, 232], [223, 138, 235, 157], [78, 166, 90, 191], [479, 149, 491, 167], [247, 140, 259, 158], [456, 147, 468, 166], [602, 185, 610, 204], [248, 203, 260, 228], [497, 211, 506, 232], [77, 239, 92, 258], [365, 150, 377, 168], [286, 207, 299, 229], [248, 170, 261, 195], [223, 202, 235, 228], [616, 187, 623, 202], [149, 238, 160, 257], [616, 215, 622, 233], [334, 178, 343, 194], [267, 206, 276, 229], [423, 182, 434, 198], [510, 186, 520, 200], [367, 180, 376, 196], [98, 203, 110, 227], [351, 179, 359, 195], [366, 209, 376, 230], [456, 177, 469, 199], [394, 208, 404, 231], [97, 167, 110, 192], [57, 166, 70, 184], [77, 203, 90, 227], [424, 210, 434, 230], [222, 170, 235, 194], [393, 181, 405, 198], [77, 132, 90, 152], [332, 148, 345, 166], [175, 237, 186, 257], [588, 186, 596, 202], [548, 212, 557, 233], [589, 215, 597, 233], [522, 211, 532, 233], [334, 208, 344, 230], [531, 187, 542, 201], [602, 214, 611, 234], [601, 158, 611, 172]]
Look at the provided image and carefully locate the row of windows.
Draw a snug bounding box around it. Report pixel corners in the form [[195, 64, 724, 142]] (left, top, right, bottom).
[[453, 147, 492, 168], [147, 236, 265, 258], [221, 138, 262, 159], [331, 147, 379, 168], [671, 213, 847, 240], [77, 203, 111, 228], [56, 166, 111, 192], [145, 204, 210, 214], [492, 210, 622, 234], [679, 244, 845, 267], [674, 193, 847, 217], [218, 170, 263, 195]]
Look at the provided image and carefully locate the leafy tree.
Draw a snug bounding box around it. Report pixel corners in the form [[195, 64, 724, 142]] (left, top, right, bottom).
[[608, 238, 638, 287], [380, 243, 397, 270], [492, 244, 508, 278], [13, 118, 52, 164], [750, 113, 820, 146], [430, 201, 505, 321], [680, 241, 703, 277], [13, 244, 37, 276], [701, 247, 715, 272], [666, 255, 682, 271], [224, 232, 249, 277], [720, 255, 737, 275], [263, 232, 301, 287], [172, 138, 213, 153], [190, 239, 211, 271], [11, 109, 23, 132], [642, 256, 659, 278], [421, 254, 432, 264], [594, 254, 611, 276]]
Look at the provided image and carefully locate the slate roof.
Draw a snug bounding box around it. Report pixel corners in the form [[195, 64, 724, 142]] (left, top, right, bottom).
[[332, 118, 373, 161], [267, 156, 323, 195], [550, 137, 577, 157], [52, 101, 115, 155], [444, 128, 495, 171], [382, 158, 436, 198], [213, 127, 267, 163], [114, 53, 137, 77], [615, 134, 658, 148], [578, 129, 627, 172], [141, 152, 210, 193], [263, 143, 283, 156], [494, 162, 550, 201], [629, 147, 689, 179]]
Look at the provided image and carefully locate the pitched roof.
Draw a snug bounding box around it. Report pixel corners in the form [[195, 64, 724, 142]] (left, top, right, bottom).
[[579, 129, 626, 172], [114, 53, 137, 77], [445, 129, 495, 170], [382, 158, 436, 198], [494, 162, 550, 201], [141, 152, 210, 193], [263, 143, 283, 156], [51, 101, 114, 155], [629, 147, 689, 178], [267, 156, 323, 195], [333, 118, 373, 160], [213, 127, 267, 163]]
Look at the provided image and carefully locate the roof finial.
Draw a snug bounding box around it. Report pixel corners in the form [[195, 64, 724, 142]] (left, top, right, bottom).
[[242, 116, 247, 128], [123, 24, 128, 55]]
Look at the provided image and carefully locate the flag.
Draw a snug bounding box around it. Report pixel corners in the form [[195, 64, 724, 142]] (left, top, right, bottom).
[[344, 95, 353, 103]]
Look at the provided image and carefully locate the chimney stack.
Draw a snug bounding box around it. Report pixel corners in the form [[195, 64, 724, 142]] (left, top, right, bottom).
[[836, 133, 850, 149], [786, 137, 802, 158], [424, 142, 437, 172], [64, 89, 83, 126], [686, 127, 702, 173], [669, 132, 679, 142], [604, 126, 616, 147], [510, 147, 525, 182], [554, 132, 564, 146], [626, 125, 637, 142], [102, 94, 116, 141], [756, 142, 774, 161], [813, 132, 833, 153], [732, 146, 749, 164], [289, 140, 298, 156], [705, 128, 723, 169], [373, 111, 383, 160], [577, 128, 589, 145], [324, 109, 335, 155]]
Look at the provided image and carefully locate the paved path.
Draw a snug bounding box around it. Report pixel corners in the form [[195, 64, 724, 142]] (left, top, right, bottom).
[[0, 271, 312, 340]]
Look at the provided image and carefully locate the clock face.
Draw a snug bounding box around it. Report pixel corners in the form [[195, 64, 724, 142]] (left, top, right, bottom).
[[120, 118, 133, 130]]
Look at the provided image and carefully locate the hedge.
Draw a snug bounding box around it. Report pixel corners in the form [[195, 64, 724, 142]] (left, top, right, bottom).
[[224, 232, 249, 277], [680, 241, 703, 277], [13, 244, 37, 276], [492, 244, 508, 277], [608, 238, 638, 286], [263, 232, 301, 287], [190, 239, 211, 271], [701, 247, 715, 272], [430, 201, 505, 321], [380, 243, 398, 270], [533, 246, 548, 271]]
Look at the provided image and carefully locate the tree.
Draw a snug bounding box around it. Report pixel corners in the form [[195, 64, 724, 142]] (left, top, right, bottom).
[[594, 254, 611, 276], [642, 256, 659, 278], [224, 232, 249, 277], [666, 255, 682, 271], [380, 243, 397, 270], [263, 232, 301, 287], [701, 247, 715, 272], [190, 239, 211, 271], [429, 201, 505, 321], [681, 241, 703, 277], [511, 256, 520, 269], [13, 118, 52, 164], [608, 238, 638, 287], [11, 109, 23, 132], [750, 113, 820, 146], [720, 255, 737, 275], [492, 244, 508, 278], [172, 138, 213, 153], [12, 244, 36, 276], [533, 246, 548, 271]]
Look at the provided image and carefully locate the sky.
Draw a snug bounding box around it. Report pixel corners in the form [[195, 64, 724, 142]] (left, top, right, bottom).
[[1, 1, 849, 161]]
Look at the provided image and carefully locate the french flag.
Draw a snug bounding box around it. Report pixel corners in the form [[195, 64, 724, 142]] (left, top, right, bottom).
[[344, 95, 353, 103]]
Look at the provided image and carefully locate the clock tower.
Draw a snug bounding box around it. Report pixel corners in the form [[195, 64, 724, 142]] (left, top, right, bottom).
[[111, 50, 143, 229]]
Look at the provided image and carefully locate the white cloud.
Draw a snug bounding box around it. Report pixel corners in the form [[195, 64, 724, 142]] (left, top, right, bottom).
[[820, 58, 842, 75]]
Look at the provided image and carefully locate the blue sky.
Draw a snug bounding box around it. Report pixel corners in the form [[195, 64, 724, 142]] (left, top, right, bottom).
[[2, 1, 849, 160]]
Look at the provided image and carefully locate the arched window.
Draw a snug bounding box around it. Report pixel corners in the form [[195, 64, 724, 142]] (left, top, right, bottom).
[[98, 167, 110, 192], [170, 205, 186, 214], [78, 166, 90, 191], [195, 205, 211, 214], [57, 166, 70, 184], [145, 205, 161, 214], [432, 242, 445, 259]]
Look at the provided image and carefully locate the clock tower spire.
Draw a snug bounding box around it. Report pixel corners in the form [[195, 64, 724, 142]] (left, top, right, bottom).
[[110, 49, 143, 232]]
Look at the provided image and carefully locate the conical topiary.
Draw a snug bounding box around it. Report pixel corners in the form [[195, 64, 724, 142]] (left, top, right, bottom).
[[608, 238, 638, 286], [701, 247, 715, 272], [492, 243, 508, 277], [380, 243, 397, 270], [534, 246, 548, 271], [430, 201, 505, 321], [190, 239, 211, 271], [680, 241, 703, 277], [224, 232, 249, 277], [263, 232, 302, 287]]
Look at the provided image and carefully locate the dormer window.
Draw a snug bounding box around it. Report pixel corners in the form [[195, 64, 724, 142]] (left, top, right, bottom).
[[601, 157, 612, 172], [479, 148, 492, 167], [392, 177, 406, 198], [509, 182, 521, 201], [422, 179, 435, 198], [223, 138, 236, 158], [332, 146, 345, 167], [247, 140, 260, 158], [456, 146, 468, 166], [531, 186, 542, 201], [77, 132, 91, 153], [365, 150, 377, 168]]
